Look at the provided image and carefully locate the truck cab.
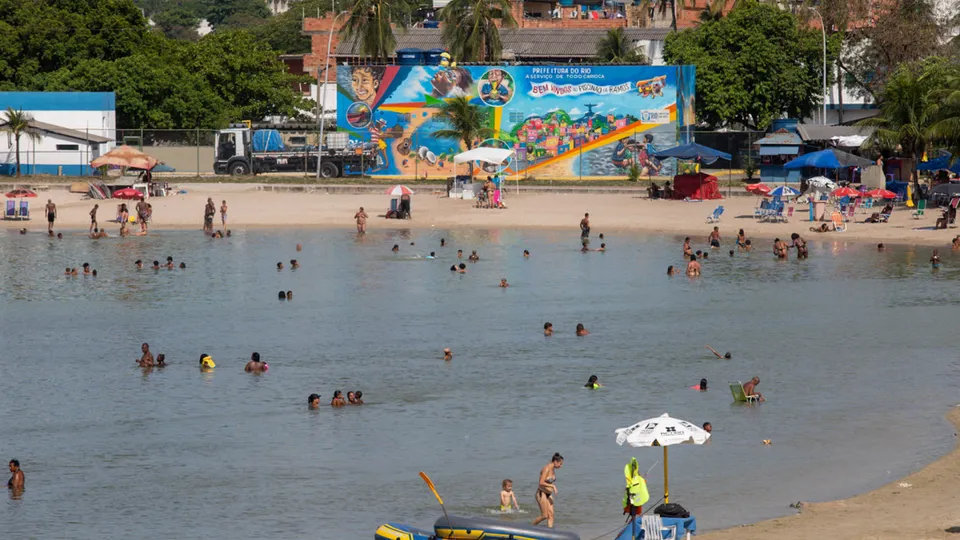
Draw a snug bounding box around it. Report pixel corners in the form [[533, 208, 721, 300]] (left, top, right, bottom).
[[213, 127, 254, 175]]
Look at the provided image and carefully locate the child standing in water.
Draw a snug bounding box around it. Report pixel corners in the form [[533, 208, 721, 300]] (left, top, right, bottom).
[[500, 479, 519, 512]]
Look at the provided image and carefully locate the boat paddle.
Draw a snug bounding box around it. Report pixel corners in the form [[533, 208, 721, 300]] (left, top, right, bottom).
[[419, 471, 453, 538]]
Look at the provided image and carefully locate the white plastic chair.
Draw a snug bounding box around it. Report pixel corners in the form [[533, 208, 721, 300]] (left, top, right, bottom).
[[642, 514, 678, 540]]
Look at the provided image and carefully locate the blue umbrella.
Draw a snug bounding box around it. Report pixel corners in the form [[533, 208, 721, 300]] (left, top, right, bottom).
[[769, 186, 800, 198], [917, 152, 960, 174], [783, 148, 874, 170], [652, 142, 732, 165]]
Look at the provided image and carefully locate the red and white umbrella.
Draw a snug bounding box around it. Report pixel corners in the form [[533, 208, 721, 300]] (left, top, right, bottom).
[[385, 185, 415, 196], [865, 189, 898, 199], [831, 187, 861, 198], [112, 187, 144, 200]]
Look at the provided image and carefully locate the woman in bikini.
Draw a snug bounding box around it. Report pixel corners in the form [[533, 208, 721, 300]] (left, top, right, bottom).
[[790, 233, 808, 259], [532, 453, 563, 528]]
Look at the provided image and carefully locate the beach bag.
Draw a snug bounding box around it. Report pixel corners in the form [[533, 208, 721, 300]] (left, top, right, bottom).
[[653, 503, 690, 518]]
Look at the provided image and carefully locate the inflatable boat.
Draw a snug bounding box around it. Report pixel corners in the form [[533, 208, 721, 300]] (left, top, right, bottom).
[[375, 522, 434, 540], [375, 515, 580, 540]]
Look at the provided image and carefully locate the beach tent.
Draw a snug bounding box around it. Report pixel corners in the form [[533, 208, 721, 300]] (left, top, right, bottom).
[[652, 142, 732, 165], [783, 148, 874, 170], [453, 147, 517, 194], [671, 173, 722, 200], [917, 152, 960, 174]]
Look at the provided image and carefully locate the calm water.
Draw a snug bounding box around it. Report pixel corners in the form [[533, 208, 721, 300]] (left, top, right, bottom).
[[1, 227, 959, 540]]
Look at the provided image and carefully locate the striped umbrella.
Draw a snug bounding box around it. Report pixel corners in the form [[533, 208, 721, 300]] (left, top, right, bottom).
[[769, 185, 800, 198]]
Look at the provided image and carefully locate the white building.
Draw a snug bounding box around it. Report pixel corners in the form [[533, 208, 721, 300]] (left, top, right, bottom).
[[0, 92, 115, 176]]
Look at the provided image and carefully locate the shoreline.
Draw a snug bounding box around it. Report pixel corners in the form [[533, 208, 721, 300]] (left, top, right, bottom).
[[699, 407, 960, 540]]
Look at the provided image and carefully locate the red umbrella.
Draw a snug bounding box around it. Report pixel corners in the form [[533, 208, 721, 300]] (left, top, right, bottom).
[[745, 183, 771, 195], [831, 187, 861, 198], [385, 185, 415, 196], [112, 187, 144, 200], [865, 189, 898, 199], [5, 188, 37, 198]]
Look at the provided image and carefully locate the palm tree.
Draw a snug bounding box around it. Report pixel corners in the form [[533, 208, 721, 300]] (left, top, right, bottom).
[[929, 71, 960, 163], [432, 96, 495, 180], [440, 0, 517, 63], [1, 108, 39, 177], [596, 28, 649, 64], [340, 0, 415, 61], [858, 63, 938, 191]]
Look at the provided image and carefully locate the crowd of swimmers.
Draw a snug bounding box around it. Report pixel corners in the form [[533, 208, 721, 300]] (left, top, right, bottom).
[[671, 226, 815, 276], [64, 263, 98, 277], [308, 390, 364, 408]]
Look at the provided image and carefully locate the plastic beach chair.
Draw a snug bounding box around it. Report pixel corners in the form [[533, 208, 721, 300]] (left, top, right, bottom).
[[754, 200, 768, 221], [705, 206, 723, 223], [912, 199, 926, 219], [730, 382, 760, 403], [831, 211, 846, 232], [862, 197, 874, 209], [4, 200, 14, 220], [642, 514, 678, 540], [18, 200, 29, 220]]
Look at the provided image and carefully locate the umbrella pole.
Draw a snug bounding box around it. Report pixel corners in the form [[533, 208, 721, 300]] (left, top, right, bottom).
[[663, 446, 669, 504]]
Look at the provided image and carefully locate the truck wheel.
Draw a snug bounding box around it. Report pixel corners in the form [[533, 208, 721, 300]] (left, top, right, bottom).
[[319, 162, 339, 179], [230, 161, 250, 176]]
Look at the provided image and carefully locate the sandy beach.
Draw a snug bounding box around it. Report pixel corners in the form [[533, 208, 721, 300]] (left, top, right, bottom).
[[4, 185, 958, 247]]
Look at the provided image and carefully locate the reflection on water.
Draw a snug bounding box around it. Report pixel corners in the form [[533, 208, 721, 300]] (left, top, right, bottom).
[[1, 228, 959, 539]]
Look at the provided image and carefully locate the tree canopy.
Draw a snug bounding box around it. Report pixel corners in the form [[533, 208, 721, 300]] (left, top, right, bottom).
[[663, 0, 837, 130], [1, 0, 308, 129]]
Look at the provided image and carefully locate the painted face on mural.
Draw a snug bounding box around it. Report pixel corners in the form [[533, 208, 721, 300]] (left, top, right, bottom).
[[351, 67, 380, 108]]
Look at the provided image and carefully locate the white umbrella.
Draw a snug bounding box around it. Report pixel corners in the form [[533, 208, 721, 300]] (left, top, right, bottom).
[[615, 413, 710, 503], [806, 176, 836, 189]]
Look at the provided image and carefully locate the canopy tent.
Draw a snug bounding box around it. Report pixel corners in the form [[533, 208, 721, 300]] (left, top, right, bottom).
[[453, 147, 513, 165], [918, 152, 960, 174], [652, 142, 732, 165], [783, 148, 874, 170], [671, 173, 722, 200], [91, 145, 160, 171]]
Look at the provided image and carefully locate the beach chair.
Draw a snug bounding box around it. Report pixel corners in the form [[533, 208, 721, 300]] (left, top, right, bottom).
[[705, 206, 723, 223], [912, 199, 926, 219], [4, 200, 14, 220], [781, 206, 794, 222], [862, 197, 874, 209], [642, 514, 678, 540], [18, 200, 29, 220], [730, 382, 760, 403], [846, 205, 855, 221], [879, 205, 893, 223], [754, 200, 768, 221], [831, 211, 846, 232]]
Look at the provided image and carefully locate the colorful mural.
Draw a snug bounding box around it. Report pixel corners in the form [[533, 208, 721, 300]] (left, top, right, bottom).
[[336, 65, 695, 178]]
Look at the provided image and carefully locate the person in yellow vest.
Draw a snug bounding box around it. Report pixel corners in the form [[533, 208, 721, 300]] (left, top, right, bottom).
[[622, 457, 650, 516]]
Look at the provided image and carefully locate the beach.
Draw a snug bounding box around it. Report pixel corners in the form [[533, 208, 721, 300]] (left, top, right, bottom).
[[3, 184, 957, 247]]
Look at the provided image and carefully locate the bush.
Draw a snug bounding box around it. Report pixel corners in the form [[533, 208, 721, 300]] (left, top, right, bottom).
[[627, 162, 642, 182], [743, 156, 757, 181]]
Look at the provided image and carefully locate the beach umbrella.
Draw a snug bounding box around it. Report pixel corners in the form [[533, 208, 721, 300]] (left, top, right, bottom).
[[5, 188, 37, 198], [769, 185, 800, 198], [385, 185, 415, 196], [91, 145, 159, 170], [744, 183, 771, 195], [112, 187, 143, 200], [865, 189, 898, 199], [651, 142, 732, 165], [917, 151, 960, 174], [831, 187, 861, 198], [615, 413, 710, 503], [783, 148, 874, 170]]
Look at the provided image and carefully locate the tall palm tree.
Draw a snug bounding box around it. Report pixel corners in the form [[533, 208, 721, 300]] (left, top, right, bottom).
[[440, 0, 517, 63], [858, 63, 937, 191], [1, 108, 39, 177], [340, 0, 415, 61], [595, 28, 648, 64], [929, 71, 960, 163], [432, 96, 495, 180]]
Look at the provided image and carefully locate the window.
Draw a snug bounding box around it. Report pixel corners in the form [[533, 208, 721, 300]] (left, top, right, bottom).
[[56, 144, 80, 151]]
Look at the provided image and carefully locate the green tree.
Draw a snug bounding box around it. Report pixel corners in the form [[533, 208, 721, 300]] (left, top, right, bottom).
[[341, 0, 415, 61], [0, 108, 40, 177], [152, 6, 201, 40], [663, 0, 835, 129], [859, 58, 955, 190], [440, 0, 517, 62], [201, 0, 269, 27], [595, 28, 648, 64], [250, 0, 334, 53], [432, 96, 494, 180]]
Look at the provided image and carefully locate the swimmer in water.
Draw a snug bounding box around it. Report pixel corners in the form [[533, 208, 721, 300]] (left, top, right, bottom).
[[597, 243, 606, 252], [296, 243, 302, 252], [667, 265, 680, 276], [686, 255, 701, 276], [443, 348, 453, 361], [71, 268, 78, 276], [773, 238, 788, 259], [879, 243, 886, 252], [729, 250, 734, 257], [708, 226, 721, 248], [692, 378, 708, 391], [931, 249, 941, 269], [500, 479, 520, 512], [166, 256, 174, 269], [499, 278, 509, 288], [523, 250, 530, 258], [683, 237, 693, 257], [543, 322, 553, 336], [8, 459, 24, 492], [706, 345, 731, 359], [152, 260, 160, 270], [179, 262, 186, 269], [277, 261, 284, 270], [331, 390, 346, 407], [290, 259, 300, 269], [135, 259, 143, 269], [278, 291, 287, 301], [576, 323, 589, 336], [137, 343, 154, 367], [354, 390, 364, 404], [156, 354, 166, 367], [308, 393, 321, 409], [791, 233, 808, 259], [286, 290, 292, 300], [702, 422, 712, 433], [441, 238, 446, 247], [450, 265, 457, 272], [427, 252, 436, 259], [347, 391, 357, 404], [458, 263, 467, 273], [82, 263, 90, 275], [457, 249, 463, 259], [92, 270, 97, 277], [469, 250, 480, 262], [244, 352, 267, 372], [392, 245, 399, 253], [584, 375, 602, 389], [64, 267, 71, 276], [199, 353, 216, 370]]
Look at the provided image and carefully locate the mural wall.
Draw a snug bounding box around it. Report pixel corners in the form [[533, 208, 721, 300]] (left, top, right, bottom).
[[336, 65, 695, 178]]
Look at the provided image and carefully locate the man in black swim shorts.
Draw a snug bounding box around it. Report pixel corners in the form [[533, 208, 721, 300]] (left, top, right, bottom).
[[45, 199, 57, 233]]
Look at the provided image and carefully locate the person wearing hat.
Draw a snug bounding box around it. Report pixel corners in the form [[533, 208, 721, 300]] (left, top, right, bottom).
[[443, 348, 453, 361], [199, 353, 216, 370]]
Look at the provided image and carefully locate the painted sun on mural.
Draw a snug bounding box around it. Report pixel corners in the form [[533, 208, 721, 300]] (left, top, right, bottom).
[[337, 64, 695, 179]]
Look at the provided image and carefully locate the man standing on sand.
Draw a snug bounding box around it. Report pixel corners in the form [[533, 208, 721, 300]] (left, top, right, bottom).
[[8, 459, 24, 491], [136, 197, 149, 234], [203, 198, 215, 233], [90, 204, 99, 233], [46, 199, 57, 233], [354, 206, 368, 233], [220, 200, 228, 228], [580, 213, 590, 239], [742, 376, 765, 402], [137, 343, 154, 367]]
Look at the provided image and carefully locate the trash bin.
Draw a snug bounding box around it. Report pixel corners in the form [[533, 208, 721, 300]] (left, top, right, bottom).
[[813, 200, 827, 221]]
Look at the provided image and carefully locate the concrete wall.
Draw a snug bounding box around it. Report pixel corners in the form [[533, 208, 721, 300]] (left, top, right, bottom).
[[144, 146, 215, 174]]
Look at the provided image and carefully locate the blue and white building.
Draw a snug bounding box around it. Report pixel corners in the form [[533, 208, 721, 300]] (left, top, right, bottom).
[[0, 92, 115, 176]]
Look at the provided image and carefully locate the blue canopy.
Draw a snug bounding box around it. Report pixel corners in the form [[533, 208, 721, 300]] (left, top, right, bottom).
[[652, 142, 732, 165], [783, 148, 874, 170], [917, 153, 960, 174]]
